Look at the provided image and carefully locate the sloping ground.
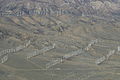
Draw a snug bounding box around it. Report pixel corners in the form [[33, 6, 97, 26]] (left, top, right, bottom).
[[0, 15, 120, 80], [0, 0, 120, 17]]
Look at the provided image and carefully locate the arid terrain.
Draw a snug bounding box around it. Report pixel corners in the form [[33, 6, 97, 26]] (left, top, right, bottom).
[[0, 0, 120, 80]]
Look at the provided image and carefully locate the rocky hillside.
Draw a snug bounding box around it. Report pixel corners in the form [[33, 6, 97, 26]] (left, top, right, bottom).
[[0, 0, 120, 17], [0, 0, 120, 80]]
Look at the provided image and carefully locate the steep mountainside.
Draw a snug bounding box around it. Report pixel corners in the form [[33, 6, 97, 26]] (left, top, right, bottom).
[[0, 0, 120, 17]]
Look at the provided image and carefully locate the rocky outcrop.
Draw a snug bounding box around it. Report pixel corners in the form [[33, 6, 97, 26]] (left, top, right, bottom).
[[0, 0, 119, 17]]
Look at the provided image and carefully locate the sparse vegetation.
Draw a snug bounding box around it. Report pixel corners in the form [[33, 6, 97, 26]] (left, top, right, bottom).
[[0, 0, 120, 80]]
